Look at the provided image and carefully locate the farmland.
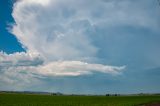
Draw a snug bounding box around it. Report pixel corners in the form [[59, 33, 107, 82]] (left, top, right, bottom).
[[0, 93, 160, 106]]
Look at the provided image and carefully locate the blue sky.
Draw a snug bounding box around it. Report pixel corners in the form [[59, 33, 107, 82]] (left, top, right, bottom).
[[0, 0, 24, 53], [0, 0, 160, 94]]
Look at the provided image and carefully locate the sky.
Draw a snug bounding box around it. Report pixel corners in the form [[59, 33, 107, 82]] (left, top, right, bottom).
[[0, 0, 160, 94]]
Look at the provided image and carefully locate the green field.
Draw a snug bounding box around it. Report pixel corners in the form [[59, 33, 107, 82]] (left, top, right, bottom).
[[0, 93, 160, 106]]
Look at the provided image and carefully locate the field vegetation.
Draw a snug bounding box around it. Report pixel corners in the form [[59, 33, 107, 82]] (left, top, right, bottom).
[[0, 93, 160, 106]]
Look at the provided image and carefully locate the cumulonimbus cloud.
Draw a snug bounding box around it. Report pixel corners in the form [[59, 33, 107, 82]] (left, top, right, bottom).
[[1, 0, 160, 92], [12, 0, 158, 61], [0, 0, 126, 78], [0, 0, 127, 89]]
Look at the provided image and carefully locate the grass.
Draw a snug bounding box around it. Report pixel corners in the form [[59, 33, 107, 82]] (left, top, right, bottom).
[[0, 93, 160, 106]]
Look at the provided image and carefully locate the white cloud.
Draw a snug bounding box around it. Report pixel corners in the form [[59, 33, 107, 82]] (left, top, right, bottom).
[[0, 52, 125, 77], [0, 51, 125, 89], [26, 0, 51, 6], [0, 52, 44, 90], [0, 51, 43, 68], [11, 0, 159, 61], [1, 0, 135, 89], [36, 61, 125, 76]]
